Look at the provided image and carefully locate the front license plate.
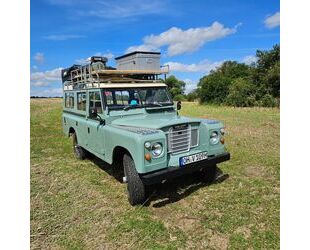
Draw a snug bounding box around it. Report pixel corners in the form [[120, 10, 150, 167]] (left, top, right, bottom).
[[179, 152, 208, 167]]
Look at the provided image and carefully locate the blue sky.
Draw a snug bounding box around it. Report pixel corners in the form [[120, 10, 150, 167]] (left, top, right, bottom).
[[30, 0, 280, 96]]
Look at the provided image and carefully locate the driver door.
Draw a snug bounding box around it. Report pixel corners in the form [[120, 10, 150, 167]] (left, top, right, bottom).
[[86, 90, 105, 155]]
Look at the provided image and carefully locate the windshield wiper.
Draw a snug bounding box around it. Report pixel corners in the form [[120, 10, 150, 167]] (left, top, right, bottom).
[[145, 103, 163, 107], [123, 105, 142, 111]]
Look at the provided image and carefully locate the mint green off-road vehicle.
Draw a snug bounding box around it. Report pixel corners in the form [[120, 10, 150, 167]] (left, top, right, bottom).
[[62, 52, 230, 205]]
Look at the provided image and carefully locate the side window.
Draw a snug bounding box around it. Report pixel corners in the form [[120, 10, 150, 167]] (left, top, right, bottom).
[[89, 91, 103, 114], [65, 92, 74, 108], [77, 92, 86, 111], [104, 91, 113, 105], [115, 91, 129, 105]]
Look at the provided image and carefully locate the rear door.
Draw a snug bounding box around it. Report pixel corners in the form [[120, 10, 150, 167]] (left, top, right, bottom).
[[75, 91, 88, 148]]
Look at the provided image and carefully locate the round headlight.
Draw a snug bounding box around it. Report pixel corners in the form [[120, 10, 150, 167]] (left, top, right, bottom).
[[210, 131, 220, 145], [151, 143, 163, 157]]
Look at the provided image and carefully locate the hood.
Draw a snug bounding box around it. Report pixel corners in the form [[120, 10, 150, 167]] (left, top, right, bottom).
[[111, 112, 201, 129]]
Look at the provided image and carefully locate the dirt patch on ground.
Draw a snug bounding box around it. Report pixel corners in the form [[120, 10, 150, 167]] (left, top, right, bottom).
[[150, 204, 203, 233], [209, 232, 229, 250], [244, 165, 266, 178], [235, 225, 251, 239], [174, 216, 199, 231]]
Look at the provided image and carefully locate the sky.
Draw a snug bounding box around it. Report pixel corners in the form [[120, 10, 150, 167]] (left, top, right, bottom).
[[30, 0, 280, 96]]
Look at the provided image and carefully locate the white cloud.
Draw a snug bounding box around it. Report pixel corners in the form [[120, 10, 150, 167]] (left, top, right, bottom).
[[126, 44, 159, 54], [31, 67, 63, 87], [166, 59, 223, 73], [31, 88, 63, 97], [34, 53, 44, 63], [48, 0, 167, 19], [85, 0, 166, 18], [126, 22, 238, 56], [241, 55, 257, 65], [43, 34, 86, 41], [264, 12, 280, 29], [183, 79, 198, 94], [32, 81, 49, 87], [75, 52, 115, 64]]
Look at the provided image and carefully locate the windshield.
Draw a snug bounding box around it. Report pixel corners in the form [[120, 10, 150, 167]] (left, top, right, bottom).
[[103, 87, 173, 110]]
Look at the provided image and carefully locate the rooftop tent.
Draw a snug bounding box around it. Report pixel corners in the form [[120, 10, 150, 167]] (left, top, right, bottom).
[[115, 51, 161, 71]]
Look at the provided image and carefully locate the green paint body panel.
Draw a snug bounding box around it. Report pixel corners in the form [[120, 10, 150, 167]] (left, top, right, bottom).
[[62, 88, 229, 174]]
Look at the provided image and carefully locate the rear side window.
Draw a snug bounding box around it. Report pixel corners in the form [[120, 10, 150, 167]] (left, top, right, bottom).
[[115, 90, 130, 105], [89, 91, 103, 113], [77, 92, 86, 111], [65, 92, 74, 108], [104, 91, 114, 105]]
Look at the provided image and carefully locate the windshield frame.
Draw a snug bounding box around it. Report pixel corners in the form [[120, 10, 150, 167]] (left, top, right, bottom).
[[101, 87, 174, 111]]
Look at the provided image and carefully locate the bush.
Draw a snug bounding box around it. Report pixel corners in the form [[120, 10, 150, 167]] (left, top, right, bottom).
[[173, 94, 186, 101], [186, 91, 198, 102], [225, 78, 256, 107], [197, 74, 232, 104], [261, 94, 278, 107]]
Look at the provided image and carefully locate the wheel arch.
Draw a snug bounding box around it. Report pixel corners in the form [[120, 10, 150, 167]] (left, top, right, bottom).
[[68, 127, 75, 137], [112, 146, 132, 167]]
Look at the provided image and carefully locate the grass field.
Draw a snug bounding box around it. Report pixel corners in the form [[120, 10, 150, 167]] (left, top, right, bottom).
[[30, 98, 280, 249]]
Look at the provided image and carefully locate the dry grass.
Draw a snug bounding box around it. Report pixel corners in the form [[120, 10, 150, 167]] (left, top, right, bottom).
[[31, 99, 280, 249]]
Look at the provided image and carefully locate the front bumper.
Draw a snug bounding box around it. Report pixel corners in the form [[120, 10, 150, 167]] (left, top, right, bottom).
[[140, 152, 230, 185]]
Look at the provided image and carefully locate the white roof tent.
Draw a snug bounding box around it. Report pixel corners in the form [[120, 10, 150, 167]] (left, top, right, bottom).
[[62, 52, 169, 91]]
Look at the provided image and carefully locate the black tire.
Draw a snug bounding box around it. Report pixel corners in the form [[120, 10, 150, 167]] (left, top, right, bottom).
[[72, 132, 86, 160], [202, 164, 217, 183], [123, 153, 146, 205]]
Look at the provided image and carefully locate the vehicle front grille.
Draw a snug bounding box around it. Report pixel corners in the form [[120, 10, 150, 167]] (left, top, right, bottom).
[[167, 124, 198, 154]]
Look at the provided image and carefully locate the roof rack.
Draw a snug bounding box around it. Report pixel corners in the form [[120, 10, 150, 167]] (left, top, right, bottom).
[[62, 63, 169, 90]]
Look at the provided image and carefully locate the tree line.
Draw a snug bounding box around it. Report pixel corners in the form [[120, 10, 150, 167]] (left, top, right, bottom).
[[164, 44, 280, 107]]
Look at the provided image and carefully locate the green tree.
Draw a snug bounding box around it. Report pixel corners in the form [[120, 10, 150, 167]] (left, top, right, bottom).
[[226, 78, 256, 107], [197, 44, 280, 107], [174, 94, 186, 101], [197, 74, 231, 104], [216, 61, 251, 79], [186, 90, 198, 102], [164, 75, 186, 99], [197, 61, 251, 104], [255, 44, 280, 97]]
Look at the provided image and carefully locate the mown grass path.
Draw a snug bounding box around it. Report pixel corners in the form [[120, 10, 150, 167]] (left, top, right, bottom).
[[31, 99, 279, 249]]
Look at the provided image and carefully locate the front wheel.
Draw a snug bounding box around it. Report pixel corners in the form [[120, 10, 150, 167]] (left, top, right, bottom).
[[123, 153, 146, 205], [72, 132, 86, 160]]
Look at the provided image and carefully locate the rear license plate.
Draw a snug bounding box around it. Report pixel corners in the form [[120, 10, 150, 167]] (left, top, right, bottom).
[[179, 152, 208, 167]]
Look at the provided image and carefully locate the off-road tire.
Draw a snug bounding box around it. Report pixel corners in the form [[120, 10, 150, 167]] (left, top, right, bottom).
[[123, 153, 146, 205], [72, 132, 86, 160], [202, 164, 217, 183]]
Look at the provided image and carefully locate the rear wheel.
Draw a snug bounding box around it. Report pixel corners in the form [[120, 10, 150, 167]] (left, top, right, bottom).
[[123, 153, 146, 205], [202, 164, 217, 183], [72, 132, 86, 160]]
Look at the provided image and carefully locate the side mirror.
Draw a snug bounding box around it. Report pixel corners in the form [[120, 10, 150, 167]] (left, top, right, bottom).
[[90, 107, 98, 118], [177, 101, 182, 110], [90, 107, 105, 125]]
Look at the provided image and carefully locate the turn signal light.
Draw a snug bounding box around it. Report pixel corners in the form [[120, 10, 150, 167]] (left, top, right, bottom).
[[220, 137, 225, 144], [145, 153, 151, 161]]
